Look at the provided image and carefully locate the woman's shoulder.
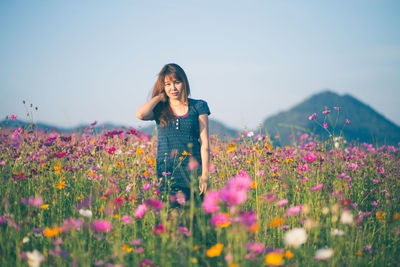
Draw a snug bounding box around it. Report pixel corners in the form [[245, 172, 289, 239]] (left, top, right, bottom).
[[188, 98, 211, 115]]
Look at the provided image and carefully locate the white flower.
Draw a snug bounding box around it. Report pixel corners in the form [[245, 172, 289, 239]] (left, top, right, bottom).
[[26, 249, 45, 267], [246, 131, 254, 137], [79, 209, 93, 218], [340, 210, 353, 224], [331, 229, 345, 236], [284, 228, 307, 248], [22, 236, 30, 243], [315, 248, 333, 260]]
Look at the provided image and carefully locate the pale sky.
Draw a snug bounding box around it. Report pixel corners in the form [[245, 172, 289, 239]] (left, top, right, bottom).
[[1, 0, 399, 131]]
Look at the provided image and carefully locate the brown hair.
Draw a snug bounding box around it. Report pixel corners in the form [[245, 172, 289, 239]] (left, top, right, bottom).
[[152, 63, 191, 127]]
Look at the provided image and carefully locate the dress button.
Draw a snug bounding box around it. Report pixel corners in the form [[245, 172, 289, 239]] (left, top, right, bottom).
[[176, 127, 179, 130], [176, 123, 179, 125]]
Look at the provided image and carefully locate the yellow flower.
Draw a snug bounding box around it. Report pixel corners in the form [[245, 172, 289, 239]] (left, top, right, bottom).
[[136, 147, 144, 154], [143, 171, 149, 176], [182, 150, 191, 156], [270, 218, 285, 228], [115, 162, 125, 167], [77, 195, 84, 200], [56, 181, 66, 189], [193, 245, 200, 251], [376, 211, 386, 219], [250, 182, 258, 189], [265, 252, 284, 266], [40, 204, 49, 210], [179, 156, 184, 161], [265, 143, 273, 150], [113, 214, 119, 219], [43, 227, 62, 237], [284, 250, 294, 258], [122, 244, 133, 252], [207, 243, 223, 257]]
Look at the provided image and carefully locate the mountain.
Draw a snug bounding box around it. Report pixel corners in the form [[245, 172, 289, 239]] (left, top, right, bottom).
[[261, 90, 400, 146]]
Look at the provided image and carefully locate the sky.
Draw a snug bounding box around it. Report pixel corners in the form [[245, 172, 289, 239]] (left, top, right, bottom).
[[1, 0, 400, 131]]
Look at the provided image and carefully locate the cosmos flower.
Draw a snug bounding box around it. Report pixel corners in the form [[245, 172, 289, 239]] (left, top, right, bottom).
[[284, 228, 307, 248], [152, 224, 165, 235], [315, 248, 333, 260], [308, 113, 317, 120], [92, 220, 112, 232], [134, 204, 148, 219], [202, 190, 220, 213], [206, 243, 223, 257], [265, 252, 284, 266], [340, 210, 354, 224], [303, 153, 317, 163], [79, 209, 92, 218], [122, 215, 133, 224], [276, 199, 289, 207], [26, 249, 45, 267]]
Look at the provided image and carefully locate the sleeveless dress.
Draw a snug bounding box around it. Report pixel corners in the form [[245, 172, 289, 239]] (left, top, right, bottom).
[[154, 98, 211, 197]]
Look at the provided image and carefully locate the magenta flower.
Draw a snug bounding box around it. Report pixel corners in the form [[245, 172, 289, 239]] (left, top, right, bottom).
[[121, 215, 133, 224], [264, 193, 276, 202], [303, 153, 317, 163], [139, 259, 155, 267], [322, 110, 331, 114], [145, 199, 164, 210], [134, 204, 148, 219], [347, 163, 358, 170], [310, 184, 323, 192], [92, 220, 112, 232], [333, 106, 341, 110], [284, 205, 302, 217], [152, 224, 165, 235], [202, 190, 220, 213], [9, 114, 17, 120], [131, 239, 142, 246], [220, 174, 252, 206], [323, 122, 328, 129], [141, 183, 152, 191], [308, 113, 317, 120], [178, 226, 190, 236], [345, 119, 350, 124], [298, 164, 309, 172], [210, 213, 230, 227], [276, 199, 289, 207]]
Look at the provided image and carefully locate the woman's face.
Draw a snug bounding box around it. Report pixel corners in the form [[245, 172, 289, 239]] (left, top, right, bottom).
[[164, 75, 184, 101]]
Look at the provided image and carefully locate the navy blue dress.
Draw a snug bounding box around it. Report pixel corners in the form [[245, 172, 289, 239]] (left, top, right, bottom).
[[154, 98, 211, 196]]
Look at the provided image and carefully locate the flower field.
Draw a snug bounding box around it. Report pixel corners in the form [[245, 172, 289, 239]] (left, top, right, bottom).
[[1, 118, 399, 266]]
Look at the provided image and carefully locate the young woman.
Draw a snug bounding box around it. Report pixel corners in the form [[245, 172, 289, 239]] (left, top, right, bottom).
[[136, 63, 211, 201]]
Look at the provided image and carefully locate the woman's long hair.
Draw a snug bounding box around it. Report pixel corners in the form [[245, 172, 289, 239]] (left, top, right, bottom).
[[152, 63, 191, 128]]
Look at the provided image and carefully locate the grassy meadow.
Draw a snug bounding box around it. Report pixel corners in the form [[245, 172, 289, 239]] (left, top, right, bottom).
[[0, 111, 399, 266]]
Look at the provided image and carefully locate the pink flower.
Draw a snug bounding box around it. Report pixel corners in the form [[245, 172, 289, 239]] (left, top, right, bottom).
[[188, 157, 199, 170], [26, 196, 43, 207], [202, 190, 220, 213], [176, 192, 186, 205], [130, 239, 142, 246], [308, 113, 317, 120], [371, 201, 378, 206], [245, 242, 264, 254], [298, 164, 309, 172], [264, 193, 276, 202], [62, 218, 83, 232], [345, 119, 350, 124], [152, 224, 165, 235], [178, 226, 190, 236], [121, 215, 133, 224], [210, 213, 230, 227], [323, 122, 328, 129], [310, 184, 323, 192], [284, 205, 302, 216], [276, 199, 289, 207], [347, 163, 358, 170], [134, 204, 148, 219], [141, 183, 152, 191], [108, 147, 116, 154], [92, 220, 112, 232], [303, 153, 317, 163], [322, 110, 331, 114], [9, 114, 17, 120], [145, 199, 164, 210], [220, 174, 252, 206]]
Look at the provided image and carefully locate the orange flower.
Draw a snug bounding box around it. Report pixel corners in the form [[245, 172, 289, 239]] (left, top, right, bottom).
[[250, 181, 258, 189], [356, 250, 363, 255], [182, 151, 191, 156], [43, 227, 62, 237], [143, 171, 149, 176], [284, 250, 294, 258], [122, 244, 133, 252], [376, 211, 386, 219], [115, 162, 125, 167], [269, 218, 285, 228], [136, 147, 144, 154], [393, 212, 400, 220], [250, 223, 259, 233], [56, 181, 66, 189], [265, 143, 273, 150], [207, 243, 223, 257], [179, 157, 184, 161]]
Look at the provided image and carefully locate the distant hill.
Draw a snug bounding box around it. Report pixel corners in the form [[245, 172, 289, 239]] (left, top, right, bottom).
[[3, 90, 399, 145], [261, 90, 400, 146]]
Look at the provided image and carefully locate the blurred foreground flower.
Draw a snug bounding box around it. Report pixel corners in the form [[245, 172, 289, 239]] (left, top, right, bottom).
[[265, 252, 284, 266], [340, 210, 354, 224], [207, 243, 223, 257], [26, 249, 44, 267], [92, 220, 112, 232], [284, 228, 307, 248], [79, 209, 92, 218], [315, 248, 333, 260]]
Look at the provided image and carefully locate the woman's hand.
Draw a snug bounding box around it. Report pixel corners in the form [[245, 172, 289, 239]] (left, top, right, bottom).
[[199, 175, 208, 195]]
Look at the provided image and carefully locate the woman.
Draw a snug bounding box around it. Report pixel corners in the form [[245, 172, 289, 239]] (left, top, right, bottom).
[[136, 63, 210, 201]]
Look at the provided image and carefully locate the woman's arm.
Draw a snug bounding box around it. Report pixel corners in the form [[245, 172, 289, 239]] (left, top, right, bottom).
[[136, 93, 166, 121], [198, 113, 210, 194]]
